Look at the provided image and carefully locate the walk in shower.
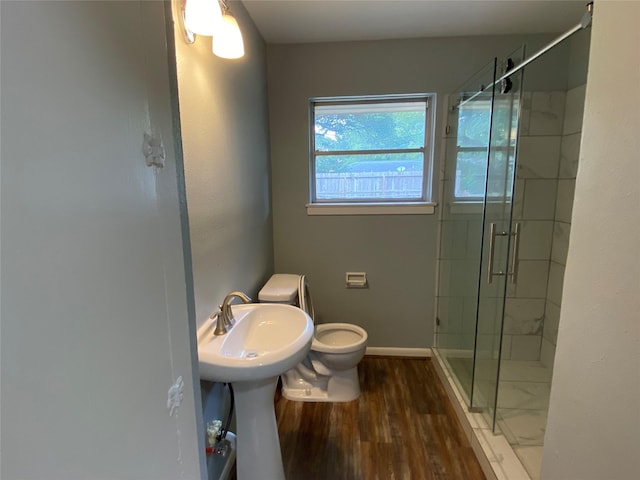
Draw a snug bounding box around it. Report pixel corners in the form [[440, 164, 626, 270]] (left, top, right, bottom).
[[433, 10, 591, 480]]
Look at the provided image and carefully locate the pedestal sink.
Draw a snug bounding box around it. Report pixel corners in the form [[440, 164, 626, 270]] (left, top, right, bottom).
[[197, 303, 314, 480]]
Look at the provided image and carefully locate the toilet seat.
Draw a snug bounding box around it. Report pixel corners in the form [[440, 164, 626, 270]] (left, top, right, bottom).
[[312, 323, 368, 354]]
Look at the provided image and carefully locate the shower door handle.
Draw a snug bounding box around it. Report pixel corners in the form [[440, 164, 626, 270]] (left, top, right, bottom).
[[487, 223, 508, 284], [509, 222, 521, 284], [487, 222, 521, 285]]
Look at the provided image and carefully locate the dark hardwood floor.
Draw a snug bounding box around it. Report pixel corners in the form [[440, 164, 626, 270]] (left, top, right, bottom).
[[274, 357, 485, 480]]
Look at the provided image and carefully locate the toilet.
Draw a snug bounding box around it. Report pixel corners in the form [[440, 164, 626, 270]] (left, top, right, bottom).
[[258, 274, 368, 402]]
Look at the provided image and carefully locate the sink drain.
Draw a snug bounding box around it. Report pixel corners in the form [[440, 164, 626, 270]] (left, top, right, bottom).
[[245, 352, 258, 358]]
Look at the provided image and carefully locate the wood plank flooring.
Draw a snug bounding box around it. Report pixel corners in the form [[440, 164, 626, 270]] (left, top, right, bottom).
[[274, 357, 486, 480]]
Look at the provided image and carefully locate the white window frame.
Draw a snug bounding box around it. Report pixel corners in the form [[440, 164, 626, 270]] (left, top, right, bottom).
[[307, 94, 437, 215]]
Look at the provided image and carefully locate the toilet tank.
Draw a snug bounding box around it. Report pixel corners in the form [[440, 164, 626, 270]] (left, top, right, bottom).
[[258, 274, 301, 305]]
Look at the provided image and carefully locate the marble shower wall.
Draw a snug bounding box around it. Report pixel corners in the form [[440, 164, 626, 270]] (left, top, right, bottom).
[[504, 84, 585, 363], [540, 84, 586, 368], [503, 90, 565, 360]]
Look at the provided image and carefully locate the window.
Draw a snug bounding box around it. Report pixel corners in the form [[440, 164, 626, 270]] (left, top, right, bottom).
[[309, 95, 435, 214], [455, 101, 491, 199], [454, 97, 518, 201]]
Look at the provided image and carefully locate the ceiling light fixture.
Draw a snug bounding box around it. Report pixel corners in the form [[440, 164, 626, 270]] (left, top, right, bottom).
[[184, 0, 222, 37], [176, 0, 244, 59], [212, 1, 245, 59]]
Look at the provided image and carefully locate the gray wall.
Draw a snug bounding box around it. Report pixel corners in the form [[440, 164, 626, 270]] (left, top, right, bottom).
[[171, 2, 272, 476], [173, 1, 273, 329], [1, 2, 203, 478], [266, 33, 563, 348], [542, 1, 640, 478]]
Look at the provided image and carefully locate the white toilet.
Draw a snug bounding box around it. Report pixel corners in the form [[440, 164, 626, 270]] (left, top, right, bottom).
[[258, 274, 368, 402]]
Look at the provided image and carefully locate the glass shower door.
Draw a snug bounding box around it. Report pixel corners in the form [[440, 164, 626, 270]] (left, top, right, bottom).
[[435, 58, 497, 403], [471, 50, 525, 430]]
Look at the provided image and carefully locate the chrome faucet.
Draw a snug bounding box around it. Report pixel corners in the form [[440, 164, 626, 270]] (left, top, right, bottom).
[[211, 291, 252, 336]]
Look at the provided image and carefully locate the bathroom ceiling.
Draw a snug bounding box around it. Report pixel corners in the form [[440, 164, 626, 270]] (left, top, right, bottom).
[[241, 0, 588, 44]]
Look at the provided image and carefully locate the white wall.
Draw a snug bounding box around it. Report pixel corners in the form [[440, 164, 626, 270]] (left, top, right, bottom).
[[173, 1, 273, 329], [1, 2, 203, 479], [541, 1, 640, 478]]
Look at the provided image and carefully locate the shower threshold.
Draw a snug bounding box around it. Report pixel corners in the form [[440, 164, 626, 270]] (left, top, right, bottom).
[[432, 348, 532, 480]]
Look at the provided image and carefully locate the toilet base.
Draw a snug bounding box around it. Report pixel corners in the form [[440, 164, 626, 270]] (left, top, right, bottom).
[[281, 366, 361, 402]]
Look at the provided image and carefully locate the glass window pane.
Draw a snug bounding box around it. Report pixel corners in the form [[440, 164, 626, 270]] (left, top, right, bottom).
[[457, 101, 491, 148], [486, 149, 515, 198], [314, 102, 426, 152], [455, 150, 488, 198], [315, 152, 424, 201]]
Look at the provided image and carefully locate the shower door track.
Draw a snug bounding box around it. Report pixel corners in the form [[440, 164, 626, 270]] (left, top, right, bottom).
[[459, 2, 593, 109]]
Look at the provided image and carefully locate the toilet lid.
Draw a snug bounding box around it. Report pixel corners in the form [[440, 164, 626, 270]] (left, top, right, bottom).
[[299, 275, 315, 322], [258, 273, 300, 302]]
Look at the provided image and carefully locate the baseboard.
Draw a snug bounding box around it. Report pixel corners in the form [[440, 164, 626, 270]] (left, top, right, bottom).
[[365, 347, 432, 358]]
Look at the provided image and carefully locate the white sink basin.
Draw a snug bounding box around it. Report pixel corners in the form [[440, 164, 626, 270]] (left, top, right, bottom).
[[198, 302, 314, 480], [197, 303, 314, 383]]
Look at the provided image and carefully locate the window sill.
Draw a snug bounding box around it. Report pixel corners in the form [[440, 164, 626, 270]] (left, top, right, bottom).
[[306, 202, 437, 216]]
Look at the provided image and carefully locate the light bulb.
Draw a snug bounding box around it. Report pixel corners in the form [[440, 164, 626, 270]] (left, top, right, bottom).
[[184, 0, 222, 36], [212, 13, 245, 59]]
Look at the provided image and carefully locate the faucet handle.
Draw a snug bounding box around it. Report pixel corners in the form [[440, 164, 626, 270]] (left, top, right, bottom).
[[210, 306, 227, 336]]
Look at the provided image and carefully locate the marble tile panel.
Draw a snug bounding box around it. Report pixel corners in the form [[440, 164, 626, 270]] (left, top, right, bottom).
[[559, 132, 581, 179], [437, 295, 464, 334], [497, 408, 547, 446], [504, 299, 545, 335], [484, 202, 512, 220], [512, 179, 525, 220], [515, 260, 550, 298], [539, 338, 556, 370], [496, 381, 551, 410], [517, 136, 561, 179], [546, 262, 565, 306], [466, 219, 484, 260], [473, 426, 531, 480], [440, 220, 469, 259], [523, 179, 557, 220], [477, 296, 503, 334], [437, 260, 453, 297], [440, 260, 478, 297], [528, 91, 566, 136], [510, 335, 542, 361], [502, 334, 513, 360], [518, 220, 554, 260], [463, 295, 480, 329], [513, 446, 543, 480], [563, 84, 587, 135], [475, 334, 502, 360], [551, 222, 571, 266], [543, 301, 561, 345], [555, 179, 575, 223], [519, 92, 532, 136], [499, 360, 553, 383]]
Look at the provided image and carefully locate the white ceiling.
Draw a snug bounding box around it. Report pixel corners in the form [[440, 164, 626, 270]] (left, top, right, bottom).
[[241, 0, 589, 44]]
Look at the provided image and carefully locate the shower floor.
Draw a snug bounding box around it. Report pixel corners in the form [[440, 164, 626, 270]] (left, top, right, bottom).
[[496, 360, 552, 480], [444, 355, 552, 480]]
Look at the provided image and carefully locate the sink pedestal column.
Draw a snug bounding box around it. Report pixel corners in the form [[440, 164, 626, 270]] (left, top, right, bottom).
[[233, 376, 285, 480]]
